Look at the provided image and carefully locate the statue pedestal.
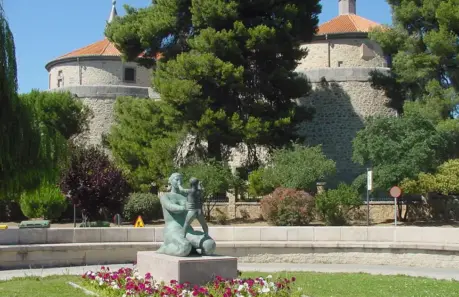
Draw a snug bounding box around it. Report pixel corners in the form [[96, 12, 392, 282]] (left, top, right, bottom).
[[136, 251, 238, 285]]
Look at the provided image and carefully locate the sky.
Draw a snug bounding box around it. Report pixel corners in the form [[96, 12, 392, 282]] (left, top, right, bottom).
[[3, 0, 392, 94]]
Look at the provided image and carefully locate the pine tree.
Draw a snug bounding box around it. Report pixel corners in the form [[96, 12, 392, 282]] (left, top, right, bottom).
[[369, 0, 459, 115], [106, 0, 321, 164]]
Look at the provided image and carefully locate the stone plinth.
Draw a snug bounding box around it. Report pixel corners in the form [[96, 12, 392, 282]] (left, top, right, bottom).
[[137, 252, 238, 285]]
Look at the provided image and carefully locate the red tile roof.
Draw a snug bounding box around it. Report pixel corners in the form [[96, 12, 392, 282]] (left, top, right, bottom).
[[57, 39, 122, 59], [317, 14, 381, 35]]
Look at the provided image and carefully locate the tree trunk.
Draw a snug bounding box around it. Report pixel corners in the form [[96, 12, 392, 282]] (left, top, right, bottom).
[[207, 137, 222, 161]]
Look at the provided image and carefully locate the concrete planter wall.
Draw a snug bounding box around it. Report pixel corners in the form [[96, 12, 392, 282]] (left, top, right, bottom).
[[1, 226, 459, 270]]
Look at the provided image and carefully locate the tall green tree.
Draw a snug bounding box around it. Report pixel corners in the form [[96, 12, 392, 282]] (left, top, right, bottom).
[[106, 97, 181, 191], [0, 4, 56, 195], [352, 115, 450, 191], [106, 0, 320, 164], [370, 0, 459, 114]]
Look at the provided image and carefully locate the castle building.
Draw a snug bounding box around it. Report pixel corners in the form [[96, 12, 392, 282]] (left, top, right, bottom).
[[45, 0, 159, 145], [296, 0, 395, 184], [46, 0, 395, 184]]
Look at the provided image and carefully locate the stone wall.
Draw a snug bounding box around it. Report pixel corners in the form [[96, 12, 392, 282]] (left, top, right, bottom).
[[51, 85, 159, 146], [296, 68, 396, 184], [298, 38, 387, 70], [48, 59, 151, 89], [210, 199, 398, 224]]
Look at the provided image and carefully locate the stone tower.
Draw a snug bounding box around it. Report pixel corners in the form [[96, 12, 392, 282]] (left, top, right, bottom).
[[295, 0, 396, 184], [45, 0, 159, 145]]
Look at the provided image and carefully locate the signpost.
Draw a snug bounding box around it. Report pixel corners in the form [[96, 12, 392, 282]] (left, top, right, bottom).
[[366, 168, 372, 226], [390, 186, 402, 226]]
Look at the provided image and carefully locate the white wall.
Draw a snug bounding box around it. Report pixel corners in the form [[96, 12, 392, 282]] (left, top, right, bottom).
[[298, 38, 387, 70], [48, 59, 152, 89]]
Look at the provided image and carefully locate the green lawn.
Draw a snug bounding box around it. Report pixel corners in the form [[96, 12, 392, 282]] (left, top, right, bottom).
[[1, 272, 458, 297], [0, 275, 84, 297]]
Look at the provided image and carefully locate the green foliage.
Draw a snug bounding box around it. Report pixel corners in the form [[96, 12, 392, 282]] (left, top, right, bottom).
[[106, 0, 321, 163], [250, 144, 336, 193], [352, 115, 449, 191], [107, 97, 181, 190], [247, 168, 274, 197], [19, 182, 68, 220], [315, 183, 362, 226], [0, 7, 83, 196], [181, 160, 233, 219], [401, 159, 459, 195], [260, 187, 314, 226], [20, 90, 92, 139], [369, 0, 459, 113], [181, 160, 232, 200], [123, 192, 162, 222]]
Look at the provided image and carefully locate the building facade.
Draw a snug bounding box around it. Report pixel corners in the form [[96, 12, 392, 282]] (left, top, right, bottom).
[[295, 0, 396, 184], [46, 0, 395, 184], [45, 1, 159, 145]]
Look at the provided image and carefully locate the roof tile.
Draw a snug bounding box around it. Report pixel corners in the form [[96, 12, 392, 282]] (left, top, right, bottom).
[[317, 14, 380, 35]]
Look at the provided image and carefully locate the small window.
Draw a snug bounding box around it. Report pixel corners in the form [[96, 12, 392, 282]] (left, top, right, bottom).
[[57, 78, 63, 88], [124, 67, 136, 83], [337, 61, 343, 67], [58, 70, 63, 77]]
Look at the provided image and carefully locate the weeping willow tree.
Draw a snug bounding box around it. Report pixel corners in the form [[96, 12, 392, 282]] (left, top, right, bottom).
[[0, 3, 69, 198]]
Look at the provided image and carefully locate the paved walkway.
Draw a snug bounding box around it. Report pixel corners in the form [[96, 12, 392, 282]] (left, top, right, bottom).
[[1, 263, 459, 281]]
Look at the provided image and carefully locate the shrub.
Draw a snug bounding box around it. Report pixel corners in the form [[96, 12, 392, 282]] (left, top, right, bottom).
[[123, 192, 162, 222], [249, 144, 336, 194], [315, 183, 362, 226], [19, 182, 68, 220], [247, 168, 274, 197], [59, 144, 131, 221], [260, 187, 315, 226]]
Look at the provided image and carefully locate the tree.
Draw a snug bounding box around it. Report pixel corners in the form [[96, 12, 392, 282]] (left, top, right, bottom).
[[352, 115, 449, 191], [0, 3, 43, 196], [106, 97, 181, 191], [20, 90, 91, 140], [369, 0, 459, 114], [0, 3, 90, 197], [59, 144, 130, 221], [106, 0, 320, 164], [249, 144, 336, 195]]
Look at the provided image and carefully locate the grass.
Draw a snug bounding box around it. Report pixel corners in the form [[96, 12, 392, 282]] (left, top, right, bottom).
[[1, 272, 458, 297], [0, 275, 83, 297]]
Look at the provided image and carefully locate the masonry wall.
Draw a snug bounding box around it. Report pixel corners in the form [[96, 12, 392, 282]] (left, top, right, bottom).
[[296, 75, 395, 184], [298, 38, 387, 70], [51, 85, 158, 146], [48, 60, 151, 89]]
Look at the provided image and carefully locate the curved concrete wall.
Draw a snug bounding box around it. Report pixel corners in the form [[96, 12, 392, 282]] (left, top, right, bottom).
[[298, 39, 387, 70], [48, 59, 152, 89], [1, 227, 459, 270]]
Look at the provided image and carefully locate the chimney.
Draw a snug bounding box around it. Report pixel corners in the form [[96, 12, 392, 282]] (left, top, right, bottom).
[[339, 0, 356, 15]]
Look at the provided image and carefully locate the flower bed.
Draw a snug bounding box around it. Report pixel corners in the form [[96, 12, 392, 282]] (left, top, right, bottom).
[[82, 266, 298, 297]]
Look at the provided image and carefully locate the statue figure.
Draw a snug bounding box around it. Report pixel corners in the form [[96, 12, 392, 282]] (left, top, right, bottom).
[[156, 173, 216, 257], [180, 177, 209, 237]]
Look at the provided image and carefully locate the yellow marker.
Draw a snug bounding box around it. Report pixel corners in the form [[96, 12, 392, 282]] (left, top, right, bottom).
[[0, 225, 8, 230], [134, 216, 144, 228]]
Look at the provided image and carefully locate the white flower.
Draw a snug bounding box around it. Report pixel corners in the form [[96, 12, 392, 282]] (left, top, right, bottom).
[[267, 275, 272, 279]]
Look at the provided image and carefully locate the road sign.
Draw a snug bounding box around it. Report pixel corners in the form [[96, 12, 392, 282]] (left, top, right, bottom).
[[134, 216, 144, 228], [390, 186, 402, 226], [390, 186, 402, 198], [367, 169, 373, 191]]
